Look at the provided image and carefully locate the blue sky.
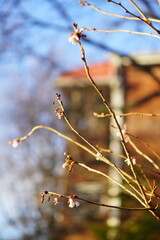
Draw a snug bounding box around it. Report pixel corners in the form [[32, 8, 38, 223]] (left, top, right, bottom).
[[1, 0, 160, 96]]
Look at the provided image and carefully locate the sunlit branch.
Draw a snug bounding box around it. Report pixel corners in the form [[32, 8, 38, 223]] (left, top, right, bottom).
[[80, 1, 160, 23], [76, 28, 149, 206], [53, 91, 147, 198], [128, 137, 160, 170], [41, 190, 155, 211], [93, 112, 160, 118], [128, 133, 160, 162], [83, 27, 160, 40], [107, 0, 160, 34], [137, 164, 153, 192], [77, 162, 146, 205], [96, 145, 126, 159], [128, 0, 150, 22], [8, 124, 145, 198], [76, 196, 155, 211], [54, 93, 101, 155], [8, 125, 107, 162]]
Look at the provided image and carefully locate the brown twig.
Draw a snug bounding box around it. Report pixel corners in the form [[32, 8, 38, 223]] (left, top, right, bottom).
[[53, 92, 146, 200], [83, 27, 160, 40], [128, 0, 150, 22], [76, 32, 149, 207], [77, 162, 145, 205], [76, 196, 155, 211], [93, 112, 160, 118], [40, 190, 155, 211], [128, 136, 160, 170], [8, 125, 106, 161], [128, 133, 160, 162], [97, 145, 126, 159], [8, 123, 145, 201], [54, 93, 102, 157], [80, 1, 160, 23], [107, 0, 160, 34]]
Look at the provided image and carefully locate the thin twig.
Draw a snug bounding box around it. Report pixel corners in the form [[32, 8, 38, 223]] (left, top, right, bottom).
[[137, 164, 153, 192], [80, 1, 160, 23], [54, 91, 145, 198], [55, 93, 101, 155], [55, 95, 142, 193], [128, 137, 160, 170], [107, 0, 160, 34], [83, 27, 160, 40], [41, 190, 154, 211], [128, 133, 160, 162], [8, 124, 144, 199], [76, 196, 154, 211], [128, 0, 150, 22], [77, 162, 145, 205], [8, 125, 107, 162], [97, 145, 126, 159], [77, 37, 149, 205], [97, 145, 160, 192], [93, 112, 160, 118]]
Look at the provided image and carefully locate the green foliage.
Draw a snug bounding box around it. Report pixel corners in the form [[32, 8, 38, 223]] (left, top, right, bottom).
[[88, 223, 107, 240], [116, 212, 160, 240]]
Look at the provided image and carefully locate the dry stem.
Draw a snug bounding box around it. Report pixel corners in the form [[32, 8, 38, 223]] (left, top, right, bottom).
[[94, 112, 160, 118], [83, 27, 160, 40], [77, 38, 149, 207], [80, 1, 160, 23]]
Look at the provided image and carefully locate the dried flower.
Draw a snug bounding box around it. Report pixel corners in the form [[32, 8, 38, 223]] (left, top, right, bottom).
[[69, 33, 80, 44], [124, 157, 136, 166], [68, 197, 80, 208], [124, 136, 129, 143], [132, 157, 136, 165], [62, 153, 75, 172], [53, 197, 60, 205], [116, 129, 129, 143], [69, 23, 85, 44], [116, 129, 126, 137], [11, 139, 19, 148], [62, 162, 68, 169], [96, 152, 102, 161], [56, 110, 64, 120], [124, 158, 130, 166], [40, 192, 45, 203]]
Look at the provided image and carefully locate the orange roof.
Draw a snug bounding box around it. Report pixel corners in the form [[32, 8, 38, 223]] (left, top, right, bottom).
[[56, 61, 115, 87], [62, 62, 114, 78]]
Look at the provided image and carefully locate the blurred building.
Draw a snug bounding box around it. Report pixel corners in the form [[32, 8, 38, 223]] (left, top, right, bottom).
[[55, 52, 160, 239], [56, 51, 160, 158]]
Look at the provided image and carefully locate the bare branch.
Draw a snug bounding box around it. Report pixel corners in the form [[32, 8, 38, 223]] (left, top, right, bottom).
[[41, 191, 155, 211], [83, 27, 160, 40], [80, 1, 160, 23], [93, 112, 160, 118]]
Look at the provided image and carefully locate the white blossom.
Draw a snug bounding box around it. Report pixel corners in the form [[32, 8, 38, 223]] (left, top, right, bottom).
[[53, 197, 60, 205], [116, 129, 129, 143], [12, 139, 19, 148], [124, 158, 130, 166], [68, 33, 79, 44], [124, 157, 136, 166], [68, 197, 80, 208], [116, 129, 126, 137], [96, 152, 102, 161], [132, 157, 136, 165], [68, 27, 85, 44], [62, 162, 68, 169], [124, 137, 129, 143]]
